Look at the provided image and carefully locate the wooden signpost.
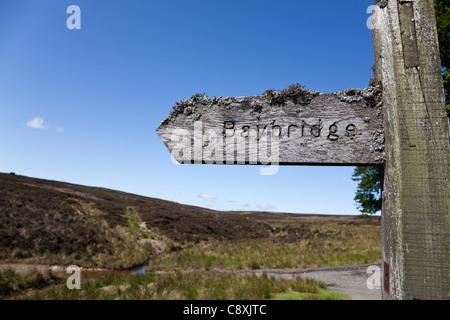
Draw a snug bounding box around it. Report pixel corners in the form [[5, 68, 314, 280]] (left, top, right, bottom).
[[157, 0, 449, 300], [156, 86, 385, 166], [372, 0, 449, 300]]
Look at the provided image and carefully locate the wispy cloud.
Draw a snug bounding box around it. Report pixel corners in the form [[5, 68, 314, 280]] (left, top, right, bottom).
[[226, 199, 251, 208], [56, 127, 64, 133], [258, 202, 276, 211], [27, 117, 47, 130], [197, 193, 217, 201]]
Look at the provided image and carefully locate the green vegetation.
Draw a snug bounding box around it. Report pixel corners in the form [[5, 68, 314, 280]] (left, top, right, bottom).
[[151, 222, 381, 271], [0, 268, 64, 297], [272, 288, 350, 300], [0, 173, 270, 269], [86, 206, 154, 269], [2, 200, 154, 270], [352, 166, 383, 215], [435, 0, 449, 113], [20, 272, 345, 301], [0, 173, 381, 300]]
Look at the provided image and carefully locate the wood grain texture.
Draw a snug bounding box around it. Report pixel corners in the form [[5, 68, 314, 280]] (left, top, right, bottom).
[[373, 0, 450, 300], [156, 88, 385, 166]]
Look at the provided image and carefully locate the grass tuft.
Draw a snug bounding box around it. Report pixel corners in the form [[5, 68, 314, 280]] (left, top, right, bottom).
[[21, 272, 345, 301], [0, 268, 64, 298]]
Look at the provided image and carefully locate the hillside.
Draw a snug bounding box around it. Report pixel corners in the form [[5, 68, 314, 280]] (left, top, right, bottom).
[[0, 173, 274, 268], [0, 173, 380, 270]]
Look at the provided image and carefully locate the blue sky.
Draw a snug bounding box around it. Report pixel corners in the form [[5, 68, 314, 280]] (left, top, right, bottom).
[[0, 0, 377, 215]]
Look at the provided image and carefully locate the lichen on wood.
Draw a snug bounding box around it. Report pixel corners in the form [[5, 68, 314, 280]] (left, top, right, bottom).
[[262, 83, 320, 106], [157, 84, 385, 166]]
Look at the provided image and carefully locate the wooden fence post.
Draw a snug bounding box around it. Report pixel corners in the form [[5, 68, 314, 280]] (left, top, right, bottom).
[[372, 0, 449, 299]]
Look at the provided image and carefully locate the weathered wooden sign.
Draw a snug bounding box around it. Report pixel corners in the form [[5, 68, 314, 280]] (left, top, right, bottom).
[[156, 85, 385, 166]]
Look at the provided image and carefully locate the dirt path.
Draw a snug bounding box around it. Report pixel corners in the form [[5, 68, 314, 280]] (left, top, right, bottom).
[[252, 263, 382, 300]]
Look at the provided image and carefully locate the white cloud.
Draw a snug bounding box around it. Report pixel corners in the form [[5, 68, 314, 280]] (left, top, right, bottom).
[[56, 127, 64, 133], [258, 202, 276, 211], [27, 117, 47, 130], [226, 199, 251, 208], [197, 193, 217, 201]]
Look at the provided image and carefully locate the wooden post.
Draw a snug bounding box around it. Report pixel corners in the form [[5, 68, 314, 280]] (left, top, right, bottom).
[[373, 0, 450, 299]]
